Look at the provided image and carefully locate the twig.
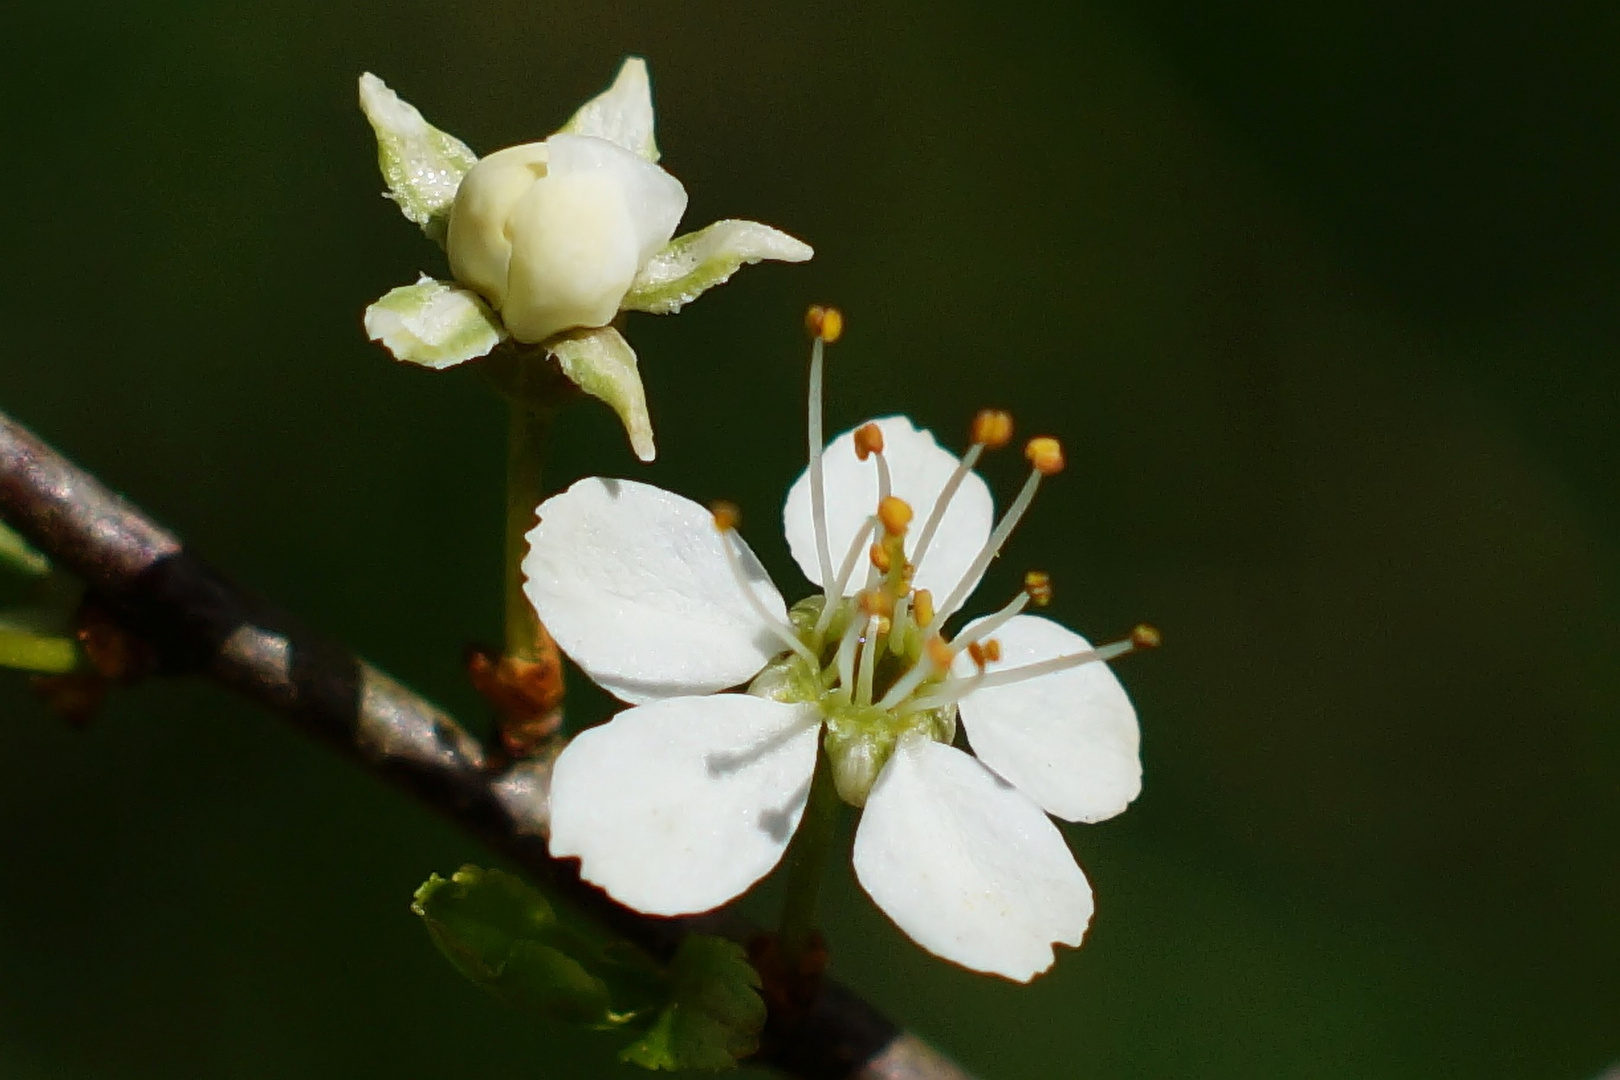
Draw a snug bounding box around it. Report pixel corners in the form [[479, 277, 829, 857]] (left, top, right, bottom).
[[0, 407, 974, 1080]]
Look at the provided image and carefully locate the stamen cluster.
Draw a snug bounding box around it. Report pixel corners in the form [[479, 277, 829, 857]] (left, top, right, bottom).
[[712, 310, 1155, 805]]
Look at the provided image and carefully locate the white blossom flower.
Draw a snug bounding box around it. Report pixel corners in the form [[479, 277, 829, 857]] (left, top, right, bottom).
[[358, 59, 813, 461], [524, 312, 1151, 982]]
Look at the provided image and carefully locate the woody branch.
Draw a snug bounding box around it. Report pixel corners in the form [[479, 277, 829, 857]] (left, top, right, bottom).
[[0, 406, 973, 1080]]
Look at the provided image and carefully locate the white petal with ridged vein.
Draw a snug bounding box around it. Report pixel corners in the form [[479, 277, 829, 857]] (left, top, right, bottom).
[[499, 136, 686, 343], [953, 614, 1141, 823], [446, 142, 550, 308], [783, 416, 994, 600], [548, 695, 820, 915], [852, 736, 1093, 981], [524, 478, 788, 704]]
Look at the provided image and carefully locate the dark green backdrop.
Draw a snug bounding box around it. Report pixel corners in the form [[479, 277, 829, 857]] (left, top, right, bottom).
[[2, 1, 1615, 1077]]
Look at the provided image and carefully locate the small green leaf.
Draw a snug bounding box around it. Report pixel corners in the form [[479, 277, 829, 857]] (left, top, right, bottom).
[[0, 522, 50, 579], [547, 326, 656, 462], [560, 57, 660, 163], [358, 73, 479, 245], [413, 866, 663, 1028], [622, 220, 814, 316], [618, 936, 766, 1072], [364, 276, 506, 369]]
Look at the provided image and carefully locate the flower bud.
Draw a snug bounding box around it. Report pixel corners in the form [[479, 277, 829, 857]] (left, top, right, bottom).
[[446, 134, 688, 343]]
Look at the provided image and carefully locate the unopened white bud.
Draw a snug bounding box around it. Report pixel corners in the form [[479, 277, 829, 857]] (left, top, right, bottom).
[[446, 136, 687, 344]]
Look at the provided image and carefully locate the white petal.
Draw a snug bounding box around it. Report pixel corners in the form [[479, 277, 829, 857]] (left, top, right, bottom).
[[783, 416, 994, 599], [445, 142, 550, 308], [363, 275, 506, 369], [852, 737, 1093, 981], [499, 135, 687, 343], [548, 695, 820, 915], [523, 477, 789, 703], [546, 134, 687, 266], [953, 614, 1141, 823], [560, 56, 661, 163]]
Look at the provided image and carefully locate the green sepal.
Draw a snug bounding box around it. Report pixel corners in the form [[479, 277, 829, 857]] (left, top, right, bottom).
[[618, 936, 766, 1072], [413, 865, 665, 1028], [364, 276, 507, 369], [546, 326, 656, 462], [358, 73, 479, 246], [560, 57, 660, 163], [622, 220, 814, 317]]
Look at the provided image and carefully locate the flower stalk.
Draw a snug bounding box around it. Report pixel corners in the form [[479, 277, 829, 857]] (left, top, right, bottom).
[[775, 749, 841, 970], [504, 400, 552, 662]]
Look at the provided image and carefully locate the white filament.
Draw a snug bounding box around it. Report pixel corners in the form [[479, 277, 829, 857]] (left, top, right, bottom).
[[949, 591, 1030, 651], [855, 616, 881, 706], [720, 529, 818, 666], [910, 442, 985, 579], [815, 516, 880, 639], [807, 336, 835, 595], [904, 638, 1136, 712], [932, 468, 1043, 625]]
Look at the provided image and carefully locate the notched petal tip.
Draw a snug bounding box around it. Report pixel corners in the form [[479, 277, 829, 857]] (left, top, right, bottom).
[[364, 275, 506, 369], [953, 614, 1142, 824], [852, 738, 1093, 981], [546, 326, 656, 461], [621, 219, 814, 316]]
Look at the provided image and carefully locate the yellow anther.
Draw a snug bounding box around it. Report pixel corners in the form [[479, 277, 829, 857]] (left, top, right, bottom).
[[912, 589, 936, 627], [966, 639, 1002, 671], [859, 588, 895, 619], [854, 422, 886, 461], [873, 616, 893, 638], [869, 542, 892, 573], [926, 635, 954, 670], [971, 409, 1014, 450], [1024, 436, 1065, 476], [805, 304, 845, 343], [878, 496, 913, 536], [1131, 624, 1162, 650], [1023, 571, 1053, 607], [710, 501, 741, 532]]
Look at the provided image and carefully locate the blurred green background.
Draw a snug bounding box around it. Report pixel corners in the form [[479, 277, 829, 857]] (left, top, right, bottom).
[[2, 1, 1616, 1076]]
